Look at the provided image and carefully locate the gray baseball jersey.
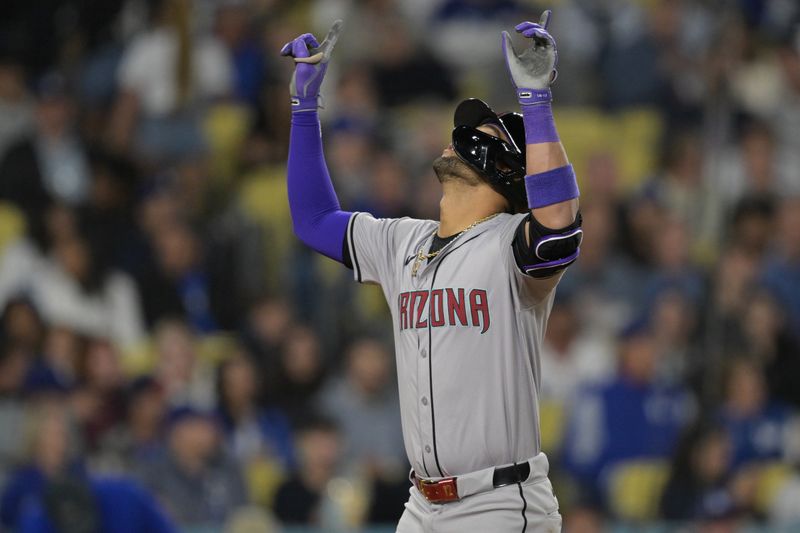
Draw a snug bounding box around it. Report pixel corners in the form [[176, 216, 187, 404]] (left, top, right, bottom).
[[345, 211, 558, 478]]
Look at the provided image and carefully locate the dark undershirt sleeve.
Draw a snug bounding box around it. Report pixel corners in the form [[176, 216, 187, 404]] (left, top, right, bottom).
[[342, 234, 353, 269]]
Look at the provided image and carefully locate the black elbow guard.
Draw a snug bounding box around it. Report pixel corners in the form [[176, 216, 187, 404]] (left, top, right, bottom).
[[512, 211, 583, 278]]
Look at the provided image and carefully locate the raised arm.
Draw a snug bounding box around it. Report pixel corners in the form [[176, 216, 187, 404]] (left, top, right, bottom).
[[281, 22, 352, 263], [502, 10, 582, 288]]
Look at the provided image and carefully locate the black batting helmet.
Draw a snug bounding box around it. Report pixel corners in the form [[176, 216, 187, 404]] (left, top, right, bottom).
[[452, 98, 527, 214]]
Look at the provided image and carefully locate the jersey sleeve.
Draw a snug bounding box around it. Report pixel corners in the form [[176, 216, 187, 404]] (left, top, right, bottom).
[[345, 212, 418, 286]]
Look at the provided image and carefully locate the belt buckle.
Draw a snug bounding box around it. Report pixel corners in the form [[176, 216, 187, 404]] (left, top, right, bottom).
[[418, 477, 459, 503]]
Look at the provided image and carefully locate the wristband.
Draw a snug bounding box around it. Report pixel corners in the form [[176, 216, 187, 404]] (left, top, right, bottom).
[[525, 164, 579, 209], [291, 109, 319, 126], [521, 101, 559, 144]]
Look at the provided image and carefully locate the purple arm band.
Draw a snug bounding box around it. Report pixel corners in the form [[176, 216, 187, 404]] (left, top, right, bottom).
[[287, 110, 352, 262], [521, 99, 559, 145], [525, 164, 580, 209]]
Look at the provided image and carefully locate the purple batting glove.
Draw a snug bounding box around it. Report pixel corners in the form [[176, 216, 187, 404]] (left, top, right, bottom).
[[280, 20, 343, 112], [501, 10, 558, 106]]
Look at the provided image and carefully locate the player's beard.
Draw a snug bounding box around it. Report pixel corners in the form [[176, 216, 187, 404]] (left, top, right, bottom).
[[432, 155, 483, 186]]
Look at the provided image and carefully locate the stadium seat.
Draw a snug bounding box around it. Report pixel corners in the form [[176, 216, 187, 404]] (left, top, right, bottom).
[[246, 456, 286, 508], [203, 103, 251, 184], [120, 337, 156, 377], [0, 202, 26, 257], [539, 400, 566, 454], [196, 333, 239, 366], [753, 461, 795, 515], [552, 107, 662, 195], [606, 460, 670, 521], [238, 166, 294, 292]]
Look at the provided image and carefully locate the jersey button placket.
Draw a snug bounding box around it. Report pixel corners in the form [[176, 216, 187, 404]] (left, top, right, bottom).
[[417, 319, 434, 474]]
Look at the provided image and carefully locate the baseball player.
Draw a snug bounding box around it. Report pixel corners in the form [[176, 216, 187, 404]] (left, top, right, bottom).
[[282, 10, 581, 532]]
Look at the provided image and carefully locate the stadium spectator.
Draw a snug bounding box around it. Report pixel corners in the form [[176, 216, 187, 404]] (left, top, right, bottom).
[[0, 297, 45, 355], [94, 376, 167, 473], [240, 295, 294, 365], [216, 352, 295, 470], [739, 290, 800, 407], [728, 195, 775, 258], [108, 0, 232, 160], [0, 340, 32, 483], [0, 72, 89, 225], [716, 357, 794, 468], [660, 423, 737, 521], [262, 324, 326, 426], [648, 289, 701, 387], [539, 294, 614, 405], [17, 475, 177, 533], [318, 338, 405, 472], [273, 415, 342, 525], [71, 339, 128, 452], [559, 202, 644, 334], [213, 0, 266, 107], [153, 319, 215, 408], [0, 405, 82, 530], [761, 196, 800, 333], [137, 406, 247, 527], [561, 319, 695, 505], [0, 57, 33, 158]]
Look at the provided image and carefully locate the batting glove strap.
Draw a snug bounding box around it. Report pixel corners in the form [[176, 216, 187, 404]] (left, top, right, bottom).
[[517, 88, 552, 106], [291, 95, 323, 113], [525, 164, 579, 209]]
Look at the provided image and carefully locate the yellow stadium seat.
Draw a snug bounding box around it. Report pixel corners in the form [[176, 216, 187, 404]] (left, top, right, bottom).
[[539, 400, 566, 454], [196, 332, 239, 366], [553, 107, 663, 198], [753, 461, 794, 515], [204, 103, 251, 184], [119, 337, 156, 377], [606, 459, 670, 521], [238, 166, 293, 293], [0, 202, 26, 257], [246, 456, 286, 508]]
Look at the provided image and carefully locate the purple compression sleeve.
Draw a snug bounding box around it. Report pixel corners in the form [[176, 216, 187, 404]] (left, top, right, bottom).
[[287, 110, 352, 262]]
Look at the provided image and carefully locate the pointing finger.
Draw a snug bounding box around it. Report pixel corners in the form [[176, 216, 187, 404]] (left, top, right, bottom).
[[319, 19, 344, 59], [539, 9, 552, 30]]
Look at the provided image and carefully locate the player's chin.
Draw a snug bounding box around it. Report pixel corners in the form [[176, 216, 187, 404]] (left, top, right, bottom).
[[432, 155, 482, 185]]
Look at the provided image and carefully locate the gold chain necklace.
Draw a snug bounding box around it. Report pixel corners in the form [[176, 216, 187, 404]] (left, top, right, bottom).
[[411, 213, 499, 277]]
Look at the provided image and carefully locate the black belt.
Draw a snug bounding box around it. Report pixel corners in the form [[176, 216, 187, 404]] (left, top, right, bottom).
[[492, 461, 531, 487]]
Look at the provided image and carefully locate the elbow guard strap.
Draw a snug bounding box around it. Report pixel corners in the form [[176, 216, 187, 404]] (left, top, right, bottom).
[[513, 211, 583, 278]]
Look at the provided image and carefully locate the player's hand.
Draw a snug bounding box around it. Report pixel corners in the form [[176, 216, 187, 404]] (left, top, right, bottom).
[[280, 20, 343, 111], [502, 10, 557, 105]]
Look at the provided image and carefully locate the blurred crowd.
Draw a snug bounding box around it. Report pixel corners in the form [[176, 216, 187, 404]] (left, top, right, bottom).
[[0, 0, 799, 531]]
